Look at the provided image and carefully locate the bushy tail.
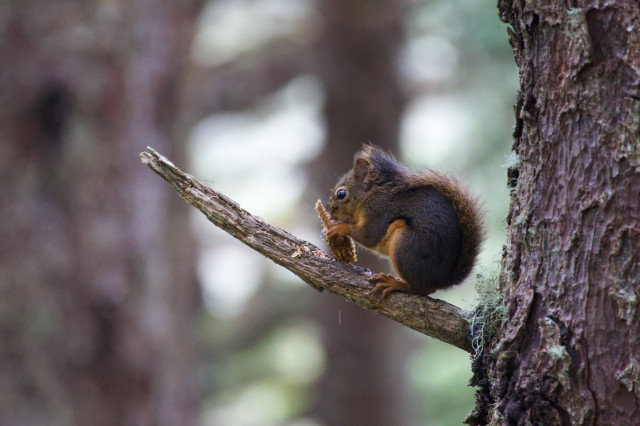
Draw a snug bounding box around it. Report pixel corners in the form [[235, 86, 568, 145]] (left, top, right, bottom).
[[415, 170, 486, 284]]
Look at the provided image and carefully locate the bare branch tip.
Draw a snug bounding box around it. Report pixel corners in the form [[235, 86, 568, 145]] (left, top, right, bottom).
[[141, 147, 177, 170]]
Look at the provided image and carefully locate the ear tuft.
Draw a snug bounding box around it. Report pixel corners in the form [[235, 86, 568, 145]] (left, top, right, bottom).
[[353, 155, 371, 186]]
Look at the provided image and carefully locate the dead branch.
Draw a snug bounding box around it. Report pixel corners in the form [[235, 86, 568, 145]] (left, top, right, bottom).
[[139, 148, 473, 353]]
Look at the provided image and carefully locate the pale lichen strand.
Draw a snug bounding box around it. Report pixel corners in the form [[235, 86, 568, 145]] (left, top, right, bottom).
[[467, 272, 507, 361]]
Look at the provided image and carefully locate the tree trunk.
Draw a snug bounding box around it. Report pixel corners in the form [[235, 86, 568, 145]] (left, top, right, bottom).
[[0, 1, 203, 425], [471, 1, 640, 424]]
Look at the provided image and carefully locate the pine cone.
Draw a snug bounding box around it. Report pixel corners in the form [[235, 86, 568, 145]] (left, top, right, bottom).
[[315, 199, 357, 263]]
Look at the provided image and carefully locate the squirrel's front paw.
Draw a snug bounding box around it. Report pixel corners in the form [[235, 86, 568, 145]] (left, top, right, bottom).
[[326, 223, 351, 245]]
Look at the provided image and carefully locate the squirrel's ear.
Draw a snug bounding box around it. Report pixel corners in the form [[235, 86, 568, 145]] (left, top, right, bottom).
[[353, 155, 372, 187]]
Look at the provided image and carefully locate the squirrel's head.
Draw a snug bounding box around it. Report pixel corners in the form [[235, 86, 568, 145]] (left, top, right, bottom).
[[328, 169, 362, 223], [328, 145, 403, 223]]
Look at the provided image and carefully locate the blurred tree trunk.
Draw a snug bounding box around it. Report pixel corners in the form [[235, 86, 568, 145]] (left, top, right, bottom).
[[470, 1, 640, 424], [0, 1, 203, 425], [309, 0, 412, 425]]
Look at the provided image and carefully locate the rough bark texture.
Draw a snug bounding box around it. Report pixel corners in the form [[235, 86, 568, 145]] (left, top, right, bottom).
[[0, 2, 203, 425], [471, 1, 640, 424], [140, 149, 473, 353]]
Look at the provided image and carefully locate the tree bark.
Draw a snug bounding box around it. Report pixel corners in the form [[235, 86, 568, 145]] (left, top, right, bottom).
[[0, 2, 203, 425], [470, 1, 640, 424]]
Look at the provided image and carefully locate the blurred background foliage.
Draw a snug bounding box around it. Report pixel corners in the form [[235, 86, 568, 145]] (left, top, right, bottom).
[[191, 0, 516, 425], [1, 0, 516, 425]]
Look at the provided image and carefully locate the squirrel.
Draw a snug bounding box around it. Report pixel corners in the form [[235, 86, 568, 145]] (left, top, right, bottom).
[[325, 145, 485, 298]]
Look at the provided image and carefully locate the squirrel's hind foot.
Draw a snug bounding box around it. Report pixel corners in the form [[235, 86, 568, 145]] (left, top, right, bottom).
[[370, 273, 411, 299]]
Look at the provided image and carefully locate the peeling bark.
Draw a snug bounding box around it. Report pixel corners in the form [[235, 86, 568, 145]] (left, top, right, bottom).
[[470, 1, 640, 424]]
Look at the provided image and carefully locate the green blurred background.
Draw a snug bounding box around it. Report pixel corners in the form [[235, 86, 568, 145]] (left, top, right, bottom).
[[191, 1, 516, 425]]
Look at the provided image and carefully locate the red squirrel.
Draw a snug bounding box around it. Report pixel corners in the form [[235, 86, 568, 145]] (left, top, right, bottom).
[[325, 145, 485, 298]]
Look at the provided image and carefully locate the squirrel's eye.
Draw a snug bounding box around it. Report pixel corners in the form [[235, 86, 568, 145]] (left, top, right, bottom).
[[336, 188, 347, 200]]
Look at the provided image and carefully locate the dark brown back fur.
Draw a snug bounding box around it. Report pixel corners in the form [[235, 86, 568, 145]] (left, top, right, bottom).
[[405, 169, 486, 284]]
